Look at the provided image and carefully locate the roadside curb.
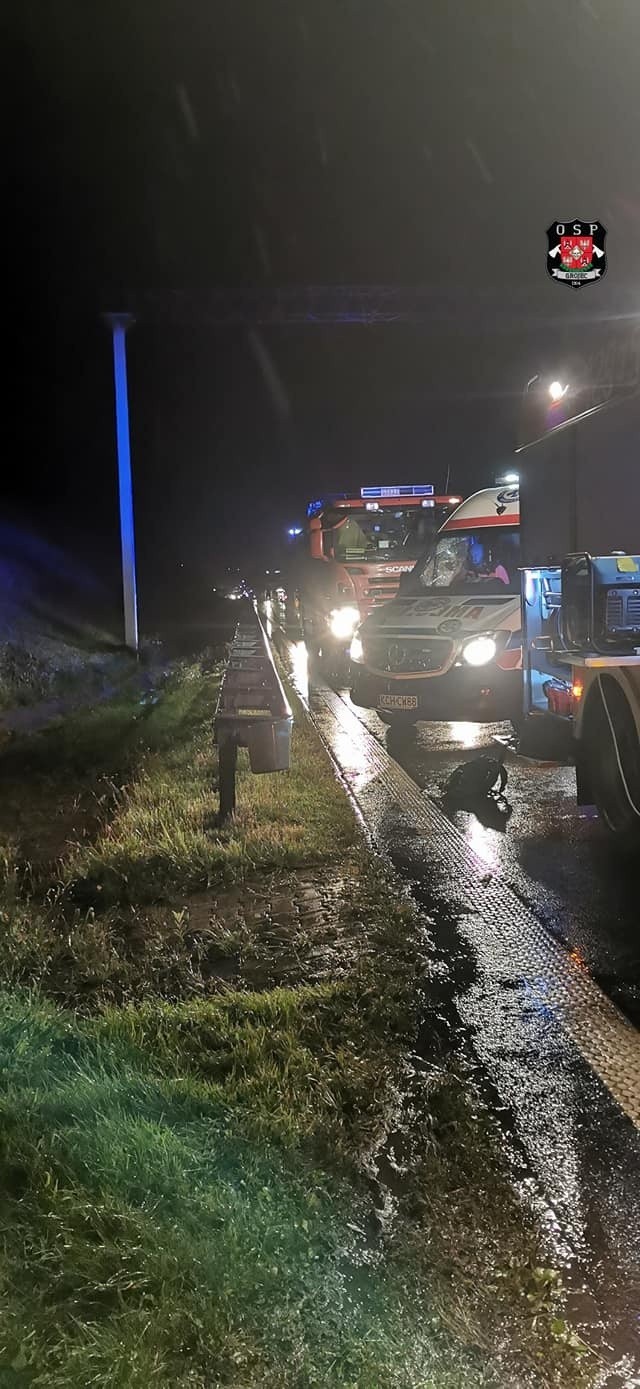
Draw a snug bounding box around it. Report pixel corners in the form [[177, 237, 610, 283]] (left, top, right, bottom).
[[311, 682, 640, 1129]]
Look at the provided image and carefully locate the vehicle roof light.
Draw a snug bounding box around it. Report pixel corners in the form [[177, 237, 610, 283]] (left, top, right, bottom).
[[421, 499, 435, 507], [360, 484, 435, 498], [365, 501, 380, 511], [447, 496, 463, 504], [306, 493, 348, 516]]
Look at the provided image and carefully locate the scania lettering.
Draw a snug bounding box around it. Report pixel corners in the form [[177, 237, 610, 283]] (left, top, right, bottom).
[[350, 486, 521, 725], [294, 486, 462, 671]]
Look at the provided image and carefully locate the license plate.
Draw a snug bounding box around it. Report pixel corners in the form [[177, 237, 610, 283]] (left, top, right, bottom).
[[377, 694, 418, 711]]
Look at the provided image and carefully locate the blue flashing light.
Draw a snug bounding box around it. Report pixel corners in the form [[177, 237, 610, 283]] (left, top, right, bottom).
[[306, 493, 348, 517], [287, 525, 303, 537], [360, 484, 435, 499]]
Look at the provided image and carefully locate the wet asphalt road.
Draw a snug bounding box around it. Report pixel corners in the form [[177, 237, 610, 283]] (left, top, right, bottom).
[[278, 641, 640, 1378], [269, 604, 640, 1028], [340, 686, 640, 1030]]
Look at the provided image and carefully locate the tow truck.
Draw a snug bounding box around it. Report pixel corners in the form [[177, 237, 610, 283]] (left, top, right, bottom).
[[518, 389, 640, 840], [294, 485, 462, 671]]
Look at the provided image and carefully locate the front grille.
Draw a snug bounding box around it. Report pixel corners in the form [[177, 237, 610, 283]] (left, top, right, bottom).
[[605, 591, 624, 629], [605, 589, 640, 632], [365, 636, 453, 674], [365, 577, 403, 603]]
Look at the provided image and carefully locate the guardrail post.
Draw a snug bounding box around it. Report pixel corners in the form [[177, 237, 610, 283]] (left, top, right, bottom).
[[218, 730, 238, 822]]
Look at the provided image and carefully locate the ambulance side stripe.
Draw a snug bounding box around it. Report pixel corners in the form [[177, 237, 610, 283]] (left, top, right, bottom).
[[442, 513, 520, 530]]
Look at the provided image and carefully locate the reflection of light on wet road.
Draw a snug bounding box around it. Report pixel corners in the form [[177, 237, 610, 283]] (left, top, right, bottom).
[[287, 641, 309, 704], [261, 600, 274, 638], [465, 816, 500, 869], [332, 713, 380, 794], [460, 961, 585, 1261], [447, 721, 488, 749]]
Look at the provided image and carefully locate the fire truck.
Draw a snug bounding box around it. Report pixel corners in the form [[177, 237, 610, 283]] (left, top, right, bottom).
[[294, 485, 462, 668]]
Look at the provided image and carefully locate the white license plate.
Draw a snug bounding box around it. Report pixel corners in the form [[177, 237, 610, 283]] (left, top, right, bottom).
[[377, 694, 418, 711]]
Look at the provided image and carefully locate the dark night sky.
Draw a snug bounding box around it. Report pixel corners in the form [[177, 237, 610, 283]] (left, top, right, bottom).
[[5, 0, 640, 618]]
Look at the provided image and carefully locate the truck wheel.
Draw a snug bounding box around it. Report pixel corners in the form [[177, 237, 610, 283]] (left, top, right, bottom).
[[583, 677, 640, 843]]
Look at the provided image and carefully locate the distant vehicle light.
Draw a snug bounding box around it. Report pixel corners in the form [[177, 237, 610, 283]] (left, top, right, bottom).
[[462, 636, 497, 667], [572, 681, 584, 700], [549, 380, 569, 402], [329, 606, 360, 640], [349, 633, 364, 663], [288, 525, 303, 536]]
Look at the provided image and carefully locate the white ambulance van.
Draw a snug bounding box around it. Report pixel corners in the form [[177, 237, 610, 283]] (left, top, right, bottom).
[[349, 486, 522, 726]]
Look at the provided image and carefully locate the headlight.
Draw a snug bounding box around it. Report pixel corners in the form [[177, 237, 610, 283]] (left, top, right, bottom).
[[349, 634, 364, 663], [329, 606, 360, 640], [462, 635, 497, 667]]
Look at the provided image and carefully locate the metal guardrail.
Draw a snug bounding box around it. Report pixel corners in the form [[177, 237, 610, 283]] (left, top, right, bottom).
[[214, 604, 293, 820]]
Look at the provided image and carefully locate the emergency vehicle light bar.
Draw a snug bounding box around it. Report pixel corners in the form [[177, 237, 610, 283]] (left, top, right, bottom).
[[360, 484, 435, 498], [306, 494, 347, 517]]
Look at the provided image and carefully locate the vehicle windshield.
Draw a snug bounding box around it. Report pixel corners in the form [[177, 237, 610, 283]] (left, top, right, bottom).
[[409, 526, 520, 594], [326, 507, 441, 562]]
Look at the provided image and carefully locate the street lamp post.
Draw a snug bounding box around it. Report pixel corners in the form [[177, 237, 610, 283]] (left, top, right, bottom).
[[104, 313, 139, 654], [519, 374, 572, 447]]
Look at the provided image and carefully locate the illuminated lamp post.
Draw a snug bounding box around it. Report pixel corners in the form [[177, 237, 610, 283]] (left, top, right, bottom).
[[104, 313, 139, 653]]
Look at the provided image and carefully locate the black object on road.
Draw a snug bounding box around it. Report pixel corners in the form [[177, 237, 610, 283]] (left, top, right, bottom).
[[444, 753, 508, 807]]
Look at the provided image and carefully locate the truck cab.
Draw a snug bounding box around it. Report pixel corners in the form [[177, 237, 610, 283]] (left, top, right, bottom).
[[350, 486, 522, 725], [295, 485, 462, 668], [517, 390, 640, 840]]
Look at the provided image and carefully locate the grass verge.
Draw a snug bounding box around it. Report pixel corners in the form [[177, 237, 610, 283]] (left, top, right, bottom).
[[0, 664, 595, 1386]]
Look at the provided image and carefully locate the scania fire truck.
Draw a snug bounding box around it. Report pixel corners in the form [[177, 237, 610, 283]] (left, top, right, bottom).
[[294, 485, 462, 668]]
